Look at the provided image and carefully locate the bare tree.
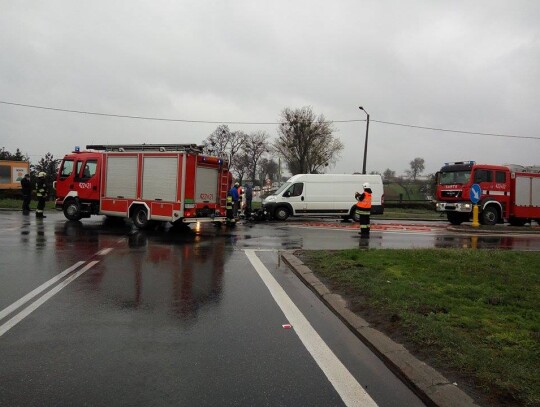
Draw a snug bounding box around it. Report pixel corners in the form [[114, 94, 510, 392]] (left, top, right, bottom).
[[258, 158, 279, 186], [234, 153, 250, 184], [243, 131, 269, 183], [383, 168, 396, 181], [406, 157, 425, 181], [202, 125, 248, 177], [274, 106, 343, 175]]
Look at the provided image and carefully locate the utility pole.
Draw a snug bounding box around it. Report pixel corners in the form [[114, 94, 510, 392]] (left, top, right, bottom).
[[359, 106, 370, 174]]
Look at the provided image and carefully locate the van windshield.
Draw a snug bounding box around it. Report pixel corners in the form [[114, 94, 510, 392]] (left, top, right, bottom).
[[274, 182, 291, 195]]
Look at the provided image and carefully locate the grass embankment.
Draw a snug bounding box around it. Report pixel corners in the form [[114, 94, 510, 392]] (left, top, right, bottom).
[[0, 199, 55, 210], [300, 249, 540, 407], [379, 207, 442, 220]]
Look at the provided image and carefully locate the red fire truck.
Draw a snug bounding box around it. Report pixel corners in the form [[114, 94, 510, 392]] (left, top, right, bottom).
[[435, 161, 540, 226], [54, 144, 232, 228]]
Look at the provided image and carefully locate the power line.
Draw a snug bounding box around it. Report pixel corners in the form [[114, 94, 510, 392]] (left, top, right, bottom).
[[1, 100, 538, 140]]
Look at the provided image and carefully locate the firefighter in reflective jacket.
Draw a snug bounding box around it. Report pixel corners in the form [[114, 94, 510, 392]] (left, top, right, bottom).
[[226, 193, 234, 222], [355, 182, 372, 238], [36, 172, 48, 219]]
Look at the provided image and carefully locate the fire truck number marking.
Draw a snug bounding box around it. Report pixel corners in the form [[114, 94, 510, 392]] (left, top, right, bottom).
[[79, 182, 92, 189], [200, 193, 214, 200]]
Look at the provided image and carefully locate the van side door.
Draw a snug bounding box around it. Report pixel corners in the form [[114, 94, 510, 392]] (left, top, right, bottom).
[[283, 182, 306, 214]]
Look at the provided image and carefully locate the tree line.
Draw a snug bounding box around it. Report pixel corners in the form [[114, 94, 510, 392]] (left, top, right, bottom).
[[2, 106, 431, 194], [202, 106, 343, 186]]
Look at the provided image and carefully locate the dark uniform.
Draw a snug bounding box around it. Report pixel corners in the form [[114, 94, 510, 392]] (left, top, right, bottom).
[[21, 174, 32, 214], [355, 183, 372, 238], [244, 184, 253, 219], [36, 173, 48, 218]]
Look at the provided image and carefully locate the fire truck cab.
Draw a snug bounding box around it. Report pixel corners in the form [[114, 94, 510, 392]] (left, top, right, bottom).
[[54, 144, 231, 228], [435, 161, 540, 226]]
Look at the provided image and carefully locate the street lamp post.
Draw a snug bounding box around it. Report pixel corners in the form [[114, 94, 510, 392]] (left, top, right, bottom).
[[358, 106, 370, 174]]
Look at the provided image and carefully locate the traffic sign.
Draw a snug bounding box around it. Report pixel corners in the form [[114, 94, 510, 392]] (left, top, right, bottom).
[[470, 183, 481, 204]]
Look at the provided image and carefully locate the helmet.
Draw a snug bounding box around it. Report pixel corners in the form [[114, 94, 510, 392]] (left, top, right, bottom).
[[38, 172, 46, 178], [234, 182, 239, 186], [362, 182, 371, 189]]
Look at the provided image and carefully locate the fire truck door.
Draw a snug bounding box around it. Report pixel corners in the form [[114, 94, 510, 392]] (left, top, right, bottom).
[[74, 159, 100, 201]]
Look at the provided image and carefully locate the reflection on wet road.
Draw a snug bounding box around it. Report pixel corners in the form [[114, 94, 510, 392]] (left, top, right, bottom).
[[1, 211, 539, 406]]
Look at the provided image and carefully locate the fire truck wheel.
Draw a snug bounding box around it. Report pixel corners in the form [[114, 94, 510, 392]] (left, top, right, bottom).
[[132, 207, 150, 229], [480, 206, 499, 225], [63, 200, 82, 221], [274, 206, 290, 221]]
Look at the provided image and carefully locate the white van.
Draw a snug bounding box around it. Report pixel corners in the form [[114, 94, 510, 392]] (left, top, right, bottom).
[[262, 174, 384, 221]]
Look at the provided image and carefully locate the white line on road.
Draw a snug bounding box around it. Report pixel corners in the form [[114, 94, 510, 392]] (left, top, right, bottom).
[[96, 248, 113, 256], [0, 261, 99, 338], [245, 250, 378, 407], [0, 261, 85, 322]]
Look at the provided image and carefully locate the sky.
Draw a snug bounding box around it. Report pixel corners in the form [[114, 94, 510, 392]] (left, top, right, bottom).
[[1, 0, 539, 177]]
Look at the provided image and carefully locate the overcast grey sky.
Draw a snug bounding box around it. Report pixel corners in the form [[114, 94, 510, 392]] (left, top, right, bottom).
[[1, 0, 539, 176]]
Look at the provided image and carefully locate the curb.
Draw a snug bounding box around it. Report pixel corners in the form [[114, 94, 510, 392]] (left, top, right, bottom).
[[446, 225, 540, 235], [281, 251, 478, 407]]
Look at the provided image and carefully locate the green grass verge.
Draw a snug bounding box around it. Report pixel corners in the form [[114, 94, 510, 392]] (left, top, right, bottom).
[[0, 199, 55, 210], [299, 249, 540, 407], [377, 208, 442, 220]]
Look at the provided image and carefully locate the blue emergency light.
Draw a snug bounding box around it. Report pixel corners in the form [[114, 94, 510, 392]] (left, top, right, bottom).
[[74, 146, 80, 153]]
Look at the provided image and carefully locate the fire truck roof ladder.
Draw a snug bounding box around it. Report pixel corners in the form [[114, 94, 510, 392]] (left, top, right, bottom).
[[86, 144, 204, 153]]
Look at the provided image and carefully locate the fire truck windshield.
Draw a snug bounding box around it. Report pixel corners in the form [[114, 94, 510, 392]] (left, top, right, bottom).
[[439, 171, 471, 185]]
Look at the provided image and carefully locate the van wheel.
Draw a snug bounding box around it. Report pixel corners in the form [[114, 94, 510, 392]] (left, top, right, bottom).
[[274, 207, 290, 221], [63, 200, 82, 221], [132, 207, 150, 229]]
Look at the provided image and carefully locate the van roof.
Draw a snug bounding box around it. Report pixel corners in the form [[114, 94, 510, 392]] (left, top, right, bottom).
[[286, 174, 382, 183]]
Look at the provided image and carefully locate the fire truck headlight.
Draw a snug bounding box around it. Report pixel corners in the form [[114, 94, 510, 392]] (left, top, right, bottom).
[[464, 203, 471, 210]]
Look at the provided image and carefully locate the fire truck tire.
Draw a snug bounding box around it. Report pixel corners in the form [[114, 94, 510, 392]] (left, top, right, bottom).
[[274, 206, 290, 221], [63, 200, 82, 221], [480, 206, 499, 225], [132, 207, 150, 229]]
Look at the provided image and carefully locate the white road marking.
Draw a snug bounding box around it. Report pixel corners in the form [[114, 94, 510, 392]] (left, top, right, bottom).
[[245, 250, 378, 407], [0, 261, 99, 338], [96, 248, 113, 256], [0, 261, 85, 322]]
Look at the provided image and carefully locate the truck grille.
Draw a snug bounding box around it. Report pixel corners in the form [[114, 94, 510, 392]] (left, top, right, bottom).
[[442, 190, 461, 198]]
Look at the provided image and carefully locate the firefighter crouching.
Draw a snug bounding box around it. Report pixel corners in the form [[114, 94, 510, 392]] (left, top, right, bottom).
[[36, 172, 48, 219], [355, 182, 372, 238]]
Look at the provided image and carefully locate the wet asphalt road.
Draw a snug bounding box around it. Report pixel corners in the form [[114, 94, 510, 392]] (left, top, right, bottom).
[[1, 211, 539, 406]]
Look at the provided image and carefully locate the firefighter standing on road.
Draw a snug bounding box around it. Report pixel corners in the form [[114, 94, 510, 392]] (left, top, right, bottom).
[[36, 172, 48, 219], [21, 173, 32, 214], [229, 182, 240, 219], [244, 183, 253, 219], [355, 182, 372, 238]]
